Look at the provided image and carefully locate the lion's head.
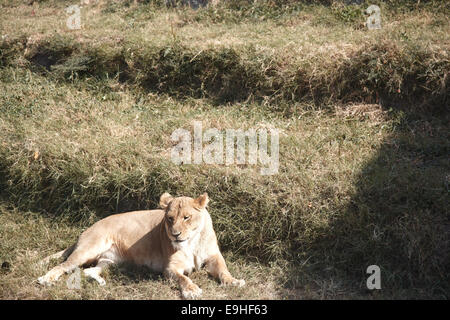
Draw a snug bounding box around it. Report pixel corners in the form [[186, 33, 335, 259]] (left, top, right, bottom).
[[159, 192, 209, 244]]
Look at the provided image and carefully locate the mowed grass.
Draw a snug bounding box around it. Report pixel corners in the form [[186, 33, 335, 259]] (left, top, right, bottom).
[[0, 0, 449, 299], [2, 0, 448, 51]]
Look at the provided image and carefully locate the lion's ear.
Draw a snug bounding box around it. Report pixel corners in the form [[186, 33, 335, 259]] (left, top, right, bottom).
[[159, 192, 173, 209], [194, 193, 209, 209]]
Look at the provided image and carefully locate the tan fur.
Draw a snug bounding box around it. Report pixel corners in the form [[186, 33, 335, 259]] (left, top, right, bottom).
[[38, 193, 244, 299]]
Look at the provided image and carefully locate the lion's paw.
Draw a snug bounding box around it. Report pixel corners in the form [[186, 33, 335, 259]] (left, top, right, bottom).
[[37, 275, 55, 286], [221, 276, 246, 287], [231, 278, 245, 287], [182, 283, 203, 300]]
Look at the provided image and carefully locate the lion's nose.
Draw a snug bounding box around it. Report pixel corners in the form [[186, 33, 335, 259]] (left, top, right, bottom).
[[172, 231, 181, 238]]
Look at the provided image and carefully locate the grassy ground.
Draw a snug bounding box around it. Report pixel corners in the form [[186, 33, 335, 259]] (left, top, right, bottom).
[[0, 204, 289, 299], [0, 0, 449, 299]]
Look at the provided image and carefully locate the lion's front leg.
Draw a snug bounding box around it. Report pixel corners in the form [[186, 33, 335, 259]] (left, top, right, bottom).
[[164, 254, 202, 299], [204, 253, 245, 287]]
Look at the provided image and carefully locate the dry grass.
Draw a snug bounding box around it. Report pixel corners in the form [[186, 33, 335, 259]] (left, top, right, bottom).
[[1, 1, 448, 107], [0, 204, 289, 300], [0, 0, 449, 299]]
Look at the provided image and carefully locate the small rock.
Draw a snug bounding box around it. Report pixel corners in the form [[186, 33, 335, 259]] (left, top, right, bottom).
[[1, 261, 11, 271]]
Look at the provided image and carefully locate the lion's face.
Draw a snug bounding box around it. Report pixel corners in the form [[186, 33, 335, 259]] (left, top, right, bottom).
[[159, 193, 209, 244]]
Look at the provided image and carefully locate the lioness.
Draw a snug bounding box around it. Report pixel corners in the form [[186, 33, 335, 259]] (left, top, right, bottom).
[[38, 192, 244, 299]]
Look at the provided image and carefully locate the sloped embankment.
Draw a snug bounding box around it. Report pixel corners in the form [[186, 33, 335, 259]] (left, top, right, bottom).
[[1, 33, 448, 110]]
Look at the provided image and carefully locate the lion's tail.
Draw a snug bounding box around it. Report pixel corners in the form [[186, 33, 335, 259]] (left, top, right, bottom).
[[40, 244, 76, 265]]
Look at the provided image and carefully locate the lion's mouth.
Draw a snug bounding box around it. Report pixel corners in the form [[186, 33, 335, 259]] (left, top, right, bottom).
[[174, 239, 186, 243]]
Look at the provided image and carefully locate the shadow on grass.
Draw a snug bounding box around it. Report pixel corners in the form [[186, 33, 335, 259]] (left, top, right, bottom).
[[284, 103, 449, 299], [108, 263, 165, 285]]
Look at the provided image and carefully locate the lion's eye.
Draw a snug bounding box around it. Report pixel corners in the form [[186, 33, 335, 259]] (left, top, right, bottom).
[[184, 216, 190, 221], [168, 217, 174, 223]]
